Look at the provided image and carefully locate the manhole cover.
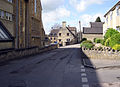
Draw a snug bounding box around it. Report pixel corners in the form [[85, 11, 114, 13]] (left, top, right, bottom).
[[8, 80, 26, 87]]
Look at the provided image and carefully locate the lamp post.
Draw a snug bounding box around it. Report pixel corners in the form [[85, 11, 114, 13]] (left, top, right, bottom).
[[79, 21, 82, 42]]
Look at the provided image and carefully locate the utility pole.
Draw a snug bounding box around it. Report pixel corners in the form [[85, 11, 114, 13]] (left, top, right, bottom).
[[79, 21, 82, 42]]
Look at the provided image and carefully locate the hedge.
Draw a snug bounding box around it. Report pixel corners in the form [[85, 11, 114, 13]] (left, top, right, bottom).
[[112, 44, 120, 51], [81, 40, 94, 49]]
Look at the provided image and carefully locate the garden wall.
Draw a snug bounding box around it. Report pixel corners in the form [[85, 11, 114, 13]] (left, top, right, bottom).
[[82, 47, 120, 59], [0, 44, 58, 63]]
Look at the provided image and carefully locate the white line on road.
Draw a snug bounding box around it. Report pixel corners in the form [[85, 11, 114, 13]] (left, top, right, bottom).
[[82, 84, 89, 87], [82, 77, 88, 83], [81, 73, 87, 77], [81, 65, 84, 68], [81, 69, 85, 72]]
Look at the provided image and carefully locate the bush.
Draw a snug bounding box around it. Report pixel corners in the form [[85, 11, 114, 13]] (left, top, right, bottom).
[[109, 33, 120, 47], [112, 44, 120, 51], [94, 38, 96, 42], [105, 38, 110, 46], [100, 39, 105, 45], [104, 28, 119, 41], [95, 38, 101, 43], [82, 40, 93, 44], [81, 40, 94, 49], [81, 38, 87, 42]]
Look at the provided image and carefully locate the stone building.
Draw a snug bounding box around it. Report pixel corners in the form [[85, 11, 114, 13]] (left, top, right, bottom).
[[0, 0, 45, 49], [49, 21, 77, 46], [83, 22, 103, 41], [15, 0, 45, 48], [0, 0, 14, 49]]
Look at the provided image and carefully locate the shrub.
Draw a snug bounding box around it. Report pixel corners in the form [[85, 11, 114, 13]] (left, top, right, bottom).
[[109, 33, 120, 47], [81, 38, 87, 42], [81, 40, 94, 49], [100, 39, 105, 45], [95, 38, 101, 43], [112, 44, 120, 51], [82, 40, 93, 44], [104, 28, 119, 41], [105, 38, 110, 46], [94, 38, 96, 42]]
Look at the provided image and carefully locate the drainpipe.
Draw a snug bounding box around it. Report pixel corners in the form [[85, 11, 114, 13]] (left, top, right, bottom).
[[16, 0, 19, 49]]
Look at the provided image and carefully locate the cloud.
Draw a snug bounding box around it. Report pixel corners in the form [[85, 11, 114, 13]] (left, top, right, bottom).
[[69, 0, 107, 12], [42, 7, 70, 34], [80, 13, 104, 28], [41, 0, 64, 12]]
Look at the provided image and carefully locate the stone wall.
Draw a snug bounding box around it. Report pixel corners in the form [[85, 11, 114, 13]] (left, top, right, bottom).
[[82, 34, 103, 42], [82, 47, 120, 59], [0, 44, 58, 63]]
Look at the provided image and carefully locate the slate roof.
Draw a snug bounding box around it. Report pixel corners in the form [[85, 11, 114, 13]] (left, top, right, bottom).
[[0, 21, 14, 42], [83, 22, 103, 34], [49, 29, 60, 37], [68, 27, 76, 31]]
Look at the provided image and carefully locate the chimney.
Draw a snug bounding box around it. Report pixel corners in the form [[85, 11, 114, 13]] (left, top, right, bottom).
[[62, 21, 66, 28]]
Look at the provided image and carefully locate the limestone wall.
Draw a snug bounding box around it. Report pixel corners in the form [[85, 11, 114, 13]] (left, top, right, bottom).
[[0, 44, 58, 63], [82, 34, 103, 42], [82, 47, 120, 59]]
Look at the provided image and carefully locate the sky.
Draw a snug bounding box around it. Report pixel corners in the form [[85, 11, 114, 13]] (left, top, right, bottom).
[[41, 0, 119, 34]]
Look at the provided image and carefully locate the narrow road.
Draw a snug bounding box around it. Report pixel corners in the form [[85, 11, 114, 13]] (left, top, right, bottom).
[[0, 44, 102, 87]]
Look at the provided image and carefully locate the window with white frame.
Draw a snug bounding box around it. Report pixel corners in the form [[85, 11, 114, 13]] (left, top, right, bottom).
[[34, 0, 37, 13], [110, 11, 113, 20], [5, 12, 9, 20], [116, 5, 120, 16], [1, 11, 4, 19], [106, 16, 108, 24]]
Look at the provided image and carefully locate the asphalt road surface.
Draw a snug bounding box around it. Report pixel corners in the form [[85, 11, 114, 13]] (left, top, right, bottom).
[[0, 44, 120, 87]]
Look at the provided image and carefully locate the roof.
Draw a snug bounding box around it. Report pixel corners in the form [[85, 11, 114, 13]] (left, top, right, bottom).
[[104, 1, 120, 17], [83, 22, 103, 34], [66, 27, 77, 38], [49, 29, 60, 36], [68, 27, 76, 31], [0, 21, 14, 42]]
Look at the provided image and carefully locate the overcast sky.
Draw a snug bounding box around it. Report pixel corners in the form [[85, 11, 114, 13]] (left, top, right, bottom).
[[41, 0, 118, 34]]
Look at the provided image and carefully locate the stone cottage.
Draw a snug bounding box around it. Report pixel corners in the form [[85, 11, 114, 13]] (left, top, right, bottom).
[[83, 22, 104, 41]]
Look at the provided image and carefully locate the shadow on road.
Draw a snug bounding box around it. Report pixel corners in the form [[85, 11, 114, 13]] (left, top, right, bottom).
[[0, 47, 103, 87]]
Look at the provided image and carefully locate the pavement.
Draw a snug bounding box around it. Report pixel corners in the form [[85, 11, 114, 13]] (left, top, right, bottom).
[[0, 44, 120, 87]]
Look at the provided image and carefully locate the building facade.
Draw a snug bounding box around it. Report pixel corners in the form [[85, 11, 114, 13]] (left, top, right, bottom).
[[83, 22, 103, 41], [0, 0, 45, 50], [49, 21, 77, 46], [0, 0, 14, 49], [103, 1, 120, 35], [15, 0, 45, 48]]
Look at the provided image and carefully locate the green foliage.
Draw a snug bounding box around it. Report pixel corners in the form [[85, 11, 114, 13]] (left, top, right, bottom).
[[112, 44, 120, 51], [105, 38, 110, 46], [100, 39, 105, 45], [97, 46, 103, 50], [81, 38, 87, 42], [94, 38, 105, 45], [95, 17, 101, 22], [81, 40, 94, 49], [104, 28, 119, 41], [94, 38, 96, 42], [109, 33, 120, 47]]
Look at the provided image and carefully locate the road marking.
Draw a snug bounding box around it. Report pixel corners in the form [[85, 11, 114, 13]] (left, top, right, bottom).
[[81, 65, 84, 68], [82, 77, 88, 83], [81, 69, 85, 72], [82, 84, 89, 87], [81, 73, 87, 77]]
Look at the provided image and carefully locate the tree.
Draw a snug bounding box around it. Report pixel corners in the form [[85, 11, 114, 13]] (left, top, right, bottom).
[[95, 17, 101, 22]]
